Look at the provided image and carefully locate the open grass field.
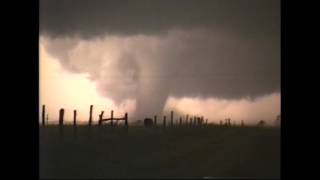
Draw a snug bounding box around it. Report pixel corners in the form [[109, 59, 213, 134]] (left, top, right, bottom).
[[39, 125, 280, 178]]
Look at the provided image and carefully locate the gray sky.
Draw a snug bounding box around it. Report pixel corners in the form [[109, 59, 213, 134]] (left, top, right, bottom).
[[40, 0, 279, 38]]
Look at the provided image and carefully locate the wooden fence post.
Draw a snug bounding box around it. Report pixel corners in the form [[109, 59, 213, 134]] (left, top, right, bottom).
[[59, 108, 64, 127], [179, 117, 182, 127], [73, 110, 77, 126], [124, 112, 128, 127], [73, 110, 77, 137], [46, 114, 49, 125], [99, 111, 104, 126], [42, 105, 45, 126], [110, 110, 114, 127], [163, 116, 166, 128], [171, 111, 174, 127], [89, 105, 93, 126]]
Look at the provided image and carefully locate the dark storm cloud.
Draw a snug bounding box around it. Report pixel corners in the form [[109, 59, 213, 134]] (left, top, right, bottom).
[[40, 0, 279, 39]]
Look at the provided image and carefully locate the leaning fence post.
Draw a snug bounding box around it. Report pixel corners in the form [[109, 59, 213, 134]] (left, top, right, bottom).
[[89, 105, 93, 126], [111, 110, 114, 127], [42, 105, 45, 126], [99, 111, 104, 126], [73, 110, 77, 126]]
